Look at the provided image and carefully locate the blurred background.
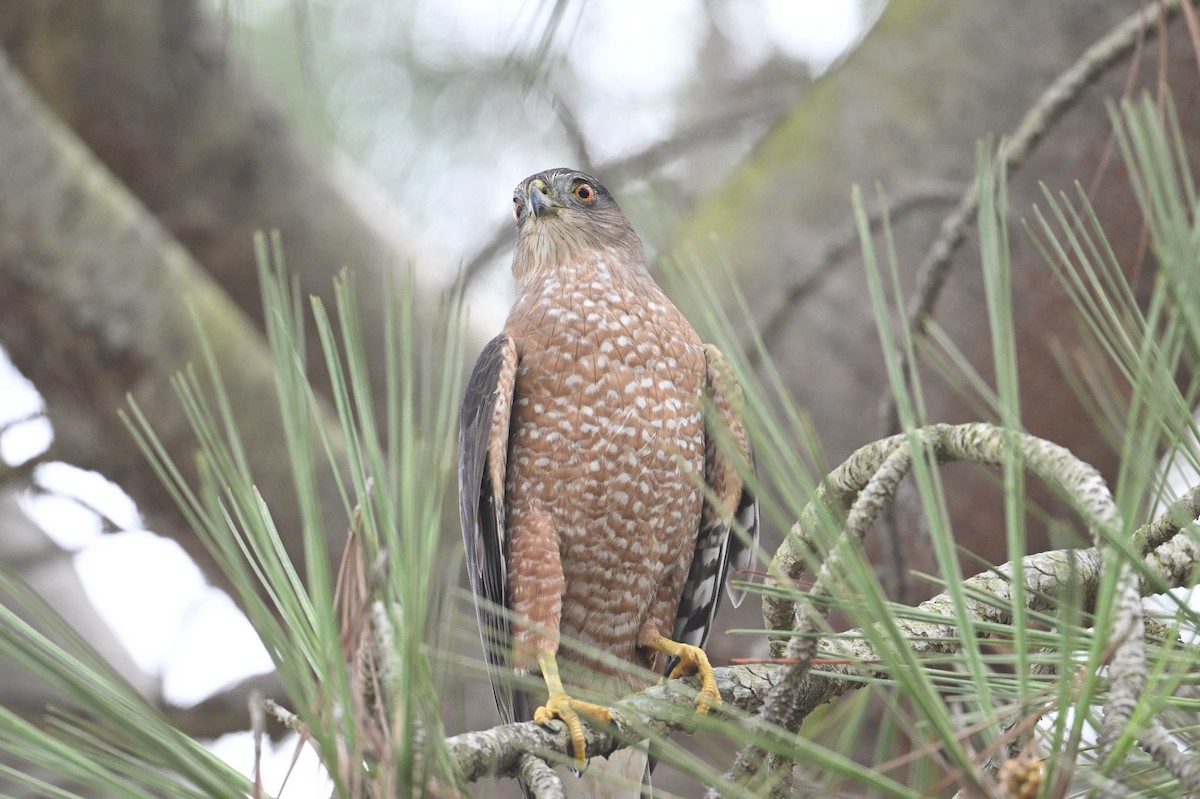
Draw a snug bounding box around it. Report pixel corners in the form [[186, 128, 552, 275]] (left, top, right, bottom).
[[0, 0, 1195, 795]]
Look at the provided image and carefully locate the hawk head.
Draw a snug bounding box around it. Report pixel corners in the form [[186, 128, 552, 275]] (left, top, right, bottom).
[[511, 168, 644, 283]]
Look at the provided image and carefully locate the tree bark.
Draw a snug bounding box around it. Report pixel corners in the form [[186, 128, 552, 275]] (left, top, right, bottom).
[[0, 0, 454, 386], [0, 48, 347, 607], [670, 0, 1191, 603]]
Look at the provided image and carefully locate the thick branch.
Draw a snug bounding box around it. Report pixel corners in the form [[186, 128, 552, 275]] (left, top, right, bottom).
[[448, 516, 1200, 790], [447, 664, 780, 785], [746, 423, 1155, 789], [0, 0, 452, 375], [763, 424, 1117, 640], [0, 50, 347, 602]]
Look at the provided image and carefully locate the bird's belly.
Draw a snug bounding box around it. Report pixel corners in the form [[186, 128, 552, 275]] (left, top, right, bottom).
[[506, 339, 706, 663]]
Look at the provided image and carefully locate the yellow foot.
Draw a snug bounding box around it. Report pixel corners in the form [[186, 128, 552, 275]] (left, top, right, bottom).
[[534, 691, 614, 769], [645, 633, 721, 715], [535, 651, 613, 769]]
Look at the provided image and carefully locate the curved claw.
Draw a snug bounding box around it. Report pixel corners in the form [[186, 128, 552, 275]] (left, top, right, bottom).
[[534, 651, 614, 769], [534, 691, 613, 769], [648, 634, 721, 714]]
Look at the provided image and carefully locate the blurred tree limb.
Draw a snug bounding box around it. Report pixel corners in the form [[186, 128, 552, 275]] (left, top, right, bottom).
[[671, 0, 1200, 610], [0, 0, 453, 376], [885, 0, 1187, 436], [0, 46, 347, 615], [0, 0, 454, 601]]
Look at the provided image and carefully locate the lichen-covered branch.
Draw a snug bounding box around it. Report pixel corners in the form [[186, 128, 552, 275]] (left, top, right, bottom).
[[446, 664, 781, 785], [763, 423, 1123, 643], [748, 423, 1153, 790], [449, 524, 1200, 792]]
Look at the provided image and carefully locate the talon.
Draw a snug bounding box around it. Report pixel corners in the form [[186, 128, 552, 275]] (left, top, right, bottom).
[[534, 691, 612, 769], [535, 651, 613, 769], [647, 633, 721, 715]]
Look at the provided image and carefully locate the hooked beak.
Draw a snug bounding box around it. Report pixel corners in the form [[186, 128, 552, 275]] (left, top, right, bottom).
[[528, 181, 556, 219]]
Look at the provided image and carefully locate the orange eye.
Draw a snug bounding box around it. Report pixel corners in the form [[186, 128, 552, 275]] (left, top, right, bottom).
[[574, 183, 595, 203]]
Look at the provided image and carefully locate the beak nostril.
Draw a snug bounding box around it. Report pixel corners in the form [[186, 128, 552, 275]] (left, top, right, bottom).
[[529, 185, 551, 219]]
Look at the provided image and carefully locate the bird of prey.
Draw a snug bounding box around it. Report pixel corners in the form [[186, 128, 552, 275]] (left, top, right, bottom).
[[459, 168, 758, 795]]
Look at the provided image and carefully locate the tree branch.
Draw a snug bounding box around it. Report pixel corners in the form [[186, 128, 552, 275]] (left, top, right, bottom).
[[447, 478, 1200, 792], [447, 664, 780, 786], [0, 47, 350, 603], [883, 0, 1184, 437], [751, 183, 960, 368], [734, 422, 1172, 792]]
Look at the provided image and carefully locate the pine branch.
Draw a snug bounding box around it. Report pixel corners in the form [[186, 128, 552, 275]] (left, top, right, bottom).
[[446, 427, 1200, 792]]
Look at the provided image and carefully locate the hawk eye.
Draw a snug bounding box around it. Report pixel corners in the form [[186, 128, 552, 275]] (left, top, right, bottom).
[[513, 200, 522, 221], [574, 183, 595, 203]]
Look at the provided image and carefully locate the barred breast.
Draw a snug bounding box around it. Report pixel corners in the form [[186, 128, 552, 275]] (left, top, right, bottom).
[[503, 254, 706, 681]]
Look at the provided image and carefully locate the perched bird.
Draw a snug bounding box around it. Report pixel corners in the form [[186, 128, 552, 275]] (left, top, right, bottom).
[[459, 168, 758, 796]]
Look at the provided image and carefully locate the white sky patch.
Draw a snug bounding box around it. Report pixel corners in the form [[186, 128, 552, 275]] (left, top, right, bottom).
[[0, 417, 51, 467], [711, 0, 775, 73], [74, 532, 207, 674], [36, 461, 142, 529], [0, 348, 49, 466], [208, 732, 332, 798], [19, 491, 104, 551], [20, 463, 141, 550], [0, 350, 42, 423], [164, 589, 276, 706], [764, 0, 862, 69], [570, 0, 709, 99]]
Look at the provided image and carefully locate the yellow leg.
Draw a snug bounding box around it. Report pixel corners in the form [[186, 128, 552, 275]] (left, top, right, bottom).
[[533, 651, 614, 769], [644, 633, 721, 714]]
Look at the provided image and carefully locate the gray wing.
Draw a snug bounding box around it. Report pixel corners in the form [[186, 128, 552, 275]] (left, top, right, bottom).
[[671, 344, 760, 650], [458, 333, 521, 722]]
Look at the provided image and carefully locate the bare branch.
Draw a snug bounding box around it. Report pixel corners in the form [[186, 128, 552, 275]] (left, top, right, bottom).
[[884, 0, 1185, 437], [517, 753, 565, 798], [447, 664, 780, 786], [448, 459, 1200, 793], [752, 183, 960, 368], [744, 423, 1159, 791]]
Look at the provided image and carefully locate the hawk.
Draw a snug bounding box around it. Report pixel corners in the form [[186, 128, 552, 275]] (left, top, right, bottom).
[[459, 168, 758, 794]]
